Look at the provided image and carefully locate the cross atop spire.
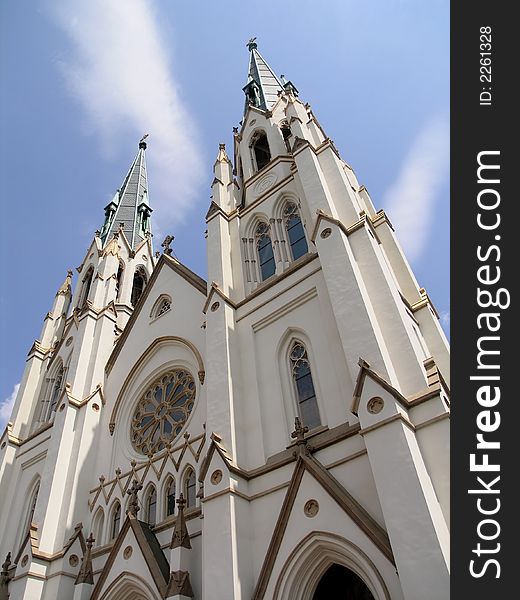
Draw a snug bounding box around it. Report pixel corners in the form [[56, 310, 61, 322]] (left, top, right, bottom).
[[99, 139, 153, 251]]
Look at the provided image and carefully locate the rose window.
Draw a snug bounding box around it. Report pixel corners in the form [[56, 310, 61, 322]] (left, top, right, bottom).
[[131, 370, 196, 455]]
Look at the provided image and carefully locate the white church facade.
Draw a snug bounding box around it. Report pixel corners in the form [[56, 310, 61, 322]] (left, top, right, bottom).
[[0, 42, 450, 600]]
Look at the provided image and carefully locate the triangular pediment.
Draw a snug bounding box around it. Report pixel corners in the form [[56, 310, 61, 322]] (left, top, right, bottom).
[[90, 516, 169, 599], [252, 452, 393, 599]]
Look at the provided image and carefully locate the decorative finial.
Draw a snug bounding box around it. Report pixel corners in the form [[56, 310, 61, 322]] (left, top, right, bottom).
[[246, 37, 257, 51], [139, 133, 149, 150], [57, 270, 73, 296], [291, 416, 309, 448], [85, 532, 95, 550], [75, 534, 94, 585], [177, 493, 187, 512], [127, 479, 143, 517], [161, 235, 174, 256], [170, 493, 191, 549], [0, 552, 12, 587]]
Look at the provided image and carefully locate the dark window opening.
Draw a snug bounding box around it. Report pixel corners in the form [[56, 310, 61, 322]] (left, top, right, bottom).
[[131, 269, 146, 306], [115, 263, 124, 300], [80, 267, 94, 308], [166, 480, 176, 517], [284, 203, 308, 260], [252, 133, 271, 171], [290, 342, 321, 430], [281, 124, 292, 152]]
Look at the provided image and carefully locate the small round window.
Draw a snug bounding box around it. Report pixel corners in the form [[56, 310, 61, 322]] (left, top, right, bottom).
[[131, 369, 196, 455]]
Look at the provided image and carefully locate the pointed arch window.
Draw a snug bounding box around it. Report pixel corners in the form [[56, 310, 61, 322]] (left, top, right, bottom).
[[284, 202, 308, 261], [280, 121, 292, 152], [184, 468, 196, 509], [156, 298, 171, 317], [255, 222, 275, 281], [92, 508, 105, 547], [115, 262, 124, 300], [290, 341, 321, 430], [21, 480, 40, 543], [47, 364, 64, 420], [79, 267, 94, 308], [111, 502, 121, 540], [165, 478, 176, 517], [146, 486, 157, 526], [131, 267, 147, 307], [251, 131, 271, 171]]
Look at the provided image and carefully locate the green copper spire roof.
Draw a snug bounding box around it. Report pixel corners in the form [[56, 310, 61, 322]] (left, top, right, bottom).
[[100, 136, 152, 250], [243, 38, 284, 114]]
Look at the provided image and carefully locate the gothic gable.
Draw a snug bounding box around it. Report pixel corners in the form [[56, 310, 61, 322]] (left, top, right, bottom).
[[91, 516, 169, 600]]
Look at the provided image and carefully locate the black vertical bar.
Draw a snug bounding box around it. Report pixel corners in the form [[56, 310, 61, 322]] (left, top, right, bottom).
[[451, 3, 515, 597]]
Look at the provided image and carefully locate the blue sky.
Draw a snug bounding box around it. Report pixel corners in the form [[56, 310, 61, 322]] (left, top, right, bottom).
[[0, 0, 449, 428]]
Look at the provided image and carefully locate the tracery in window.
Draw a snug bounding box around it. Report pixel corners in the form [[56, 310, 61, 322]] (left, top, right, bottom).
[[146, 486, 157, 526], [131, 369, 196, 456], [165, 478, 176, 517], [284, 202, 308, 261], [255, 222, 276, 281], [290, 342, 321, 430], [185, 468, 196, 509], [156, 298, 171, 317], [252, 131, 271, 171]]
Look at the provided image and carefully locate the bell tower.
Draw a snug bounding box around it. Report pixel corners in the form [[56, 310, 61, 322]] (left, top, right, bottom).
[[0, 140, 156, 575], [202, 41, 450, 599]]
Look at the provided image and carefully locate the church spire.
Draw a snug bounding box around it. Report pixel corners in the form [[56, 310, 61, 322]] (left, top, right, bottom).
[[243, 38, 284, 114], [100, 136, 152, 251]]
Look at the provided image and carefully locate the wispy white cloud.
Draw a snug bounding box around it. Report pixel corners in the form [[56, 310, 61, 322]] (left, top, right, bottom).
[[440, 309, 450, 338], [0, 383, 19, 432], [383, 114, 449, 263], [48, 0, 204, 229]]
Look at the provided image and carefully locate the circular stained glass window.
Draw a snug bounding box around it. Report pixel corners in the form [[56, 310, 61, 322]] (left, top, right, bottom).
[[131, 370, 196, 455]]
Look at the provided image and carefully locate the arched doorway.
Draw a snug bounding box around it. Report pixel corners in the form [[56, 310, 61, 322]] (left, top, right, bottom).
[[313, 563, 375, 599], [273, 532, 393, 600]]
